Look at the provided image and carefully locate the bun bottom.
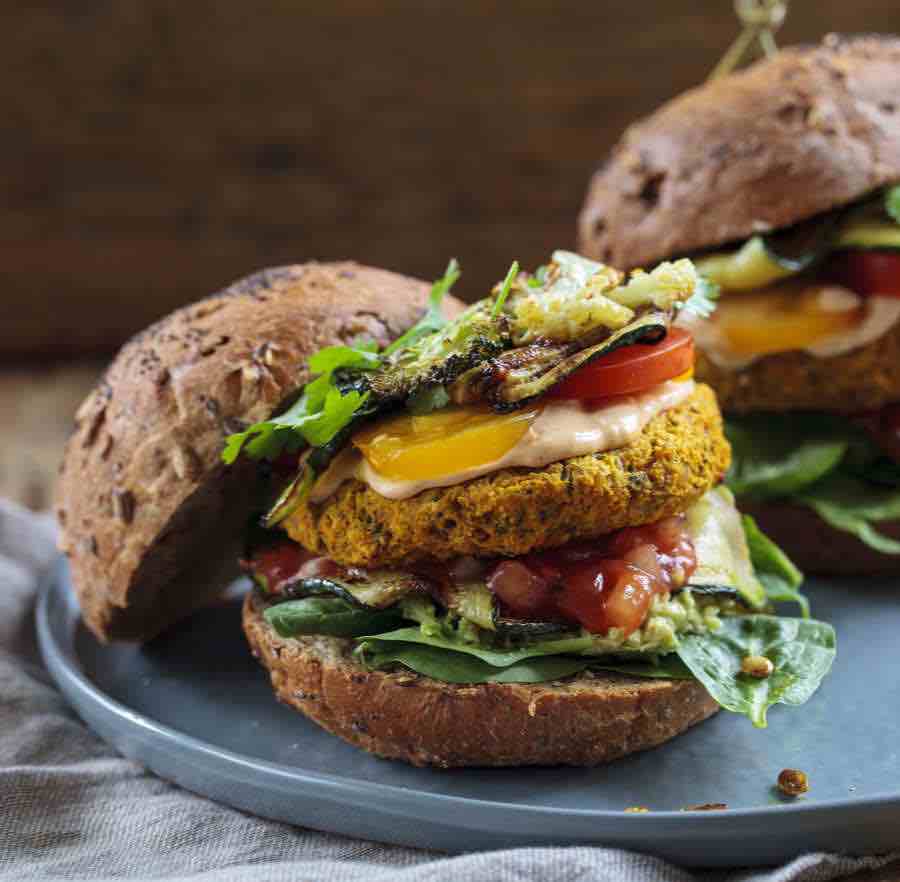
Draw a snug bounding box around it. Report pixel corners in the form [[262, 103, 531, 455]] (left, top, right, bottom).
[[743, 503, 900, 576], [242, 592, 718, 768]]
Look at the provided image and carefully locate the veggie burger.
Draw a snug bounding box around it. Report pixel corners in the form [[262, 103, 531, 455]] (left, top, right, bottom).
[[578, 35, 900, 574], [224, 251, 833, 767]]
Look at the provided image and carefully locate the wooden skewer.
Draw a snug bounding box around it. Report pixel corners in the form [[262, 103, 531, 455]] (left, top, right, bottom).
[[709, 0, 789, 80]]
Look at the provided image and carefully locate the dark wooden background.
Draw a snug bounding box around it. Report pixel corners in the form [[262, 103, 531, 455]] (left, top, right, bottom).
[[2, 1, 899, 508], [5, 0, 899, 360]]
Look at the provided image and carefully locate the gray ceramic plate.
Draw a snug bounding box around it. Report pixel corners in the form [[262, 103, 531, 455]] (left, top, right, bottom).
[[38, 558, 900, 866]]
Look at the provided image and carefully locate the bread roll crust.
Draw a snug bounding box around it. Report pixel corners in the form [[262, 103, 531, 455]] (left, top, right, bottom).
[[242, 590, 719, 768], [56, 262, 446, 642], [578, 35, 900, 270]]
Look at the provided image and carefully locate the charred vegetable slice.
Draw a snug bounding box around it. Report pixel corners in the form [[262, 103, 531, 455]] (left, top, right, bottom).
[[684, 487, 767, 609], [446, 581, 576, 637], [449, 311, 669, 410], [493, 618, 573, 638], [278, 571, 427, 610]]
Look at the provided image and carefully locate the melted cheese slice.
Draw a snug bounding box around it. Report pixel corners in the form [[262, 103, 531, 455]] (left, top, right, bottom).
[[679, 283, 900, 370], [310, 379, 694, 502]]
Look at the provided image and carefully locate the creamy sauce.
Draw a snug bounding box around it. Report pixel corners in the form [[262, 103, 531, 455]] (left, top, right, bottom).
[[680, 291, 900, 370], [311, 379, 694, 502]]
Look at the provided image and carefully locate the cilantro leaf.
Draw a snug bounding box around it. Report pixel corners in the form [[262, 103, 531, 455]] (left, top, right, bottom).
[[383, 258, 460, 356], [309, 342, 380, 373], [221, 344, 375, 465], [300, 387, 369, 447], [491, 260, 519, 318]]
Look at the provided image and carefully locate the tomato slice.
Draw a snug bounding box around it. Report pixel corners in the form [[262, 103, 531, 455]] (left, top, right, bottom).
[[827, 250, 900, 298], [548, 328, 695, 400]]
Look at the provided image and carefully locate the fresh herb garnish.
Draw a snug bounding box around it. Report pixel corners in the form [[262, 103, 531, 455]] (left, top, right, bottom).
[[221, 344, 375, 465], [221, 260, 462, 467], [491, 260, 519, 318], [383, 258, 460, 356]]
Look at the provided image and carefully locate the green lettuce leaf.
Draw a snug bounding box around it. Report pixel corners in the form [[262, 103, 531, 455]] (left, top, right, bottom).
[[799, 473, 900, 555], [677, 615, 836, 728], [741, 515, 809, 617]]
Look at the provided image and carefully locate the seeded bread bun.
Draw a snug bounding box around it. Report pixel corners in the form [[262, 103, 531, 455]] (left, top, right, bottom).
[[742, 502, 900, 576], [578, 34, 900, 270], [57, 262, 462, 643], [242, 590, 718, 767]]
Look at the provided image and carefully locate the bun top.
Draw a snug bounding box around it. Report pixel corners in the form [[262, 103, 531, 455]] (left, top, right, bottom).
[[578, 34, 900, 269], [57, 261, 455, 642]]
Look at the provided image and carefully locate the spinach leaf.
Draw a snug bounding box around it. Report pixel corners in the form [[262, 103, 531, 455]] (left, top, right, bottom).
[[358, 641, 590, 684], [725, 414, 849, 499], [677, 616, 836, 728], [264, 597, 402, 638], [799, 473, 900, 555], [591, 655, 695, 680], [360, 625, 593, 667], [742, 515, 809, 617]]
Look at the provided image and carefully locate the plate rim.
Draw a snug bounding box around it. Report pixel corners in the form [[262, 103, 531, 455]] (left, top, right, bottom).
[[36, 556, 900, 835]]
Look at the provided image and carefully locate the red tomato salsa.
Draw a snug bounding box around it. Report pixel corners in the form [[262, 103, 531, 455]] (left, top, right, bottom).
[[240, 543, 332, 594], [245, 515, 697, 637], [486, 516, 697, 636]]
